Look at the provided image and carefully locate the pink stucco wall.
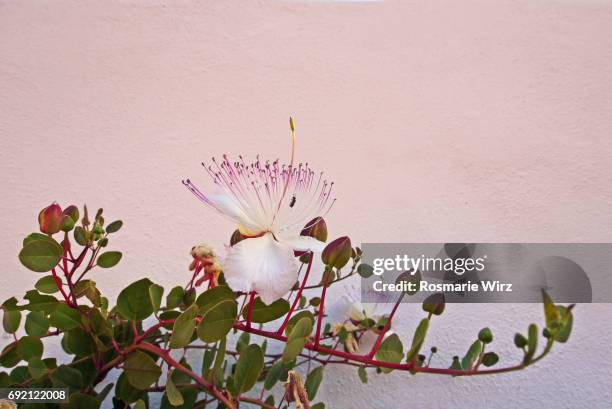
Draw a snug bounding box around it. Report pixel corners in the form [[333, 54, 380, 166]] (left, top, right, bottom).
[[1, 1, 611, 407]]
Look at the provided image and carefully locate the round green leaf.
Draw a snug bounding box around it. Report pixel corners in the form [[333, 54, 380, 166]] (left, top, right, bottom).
[[166, 286, 185, 309], [357, 263, 374, 278], [74, 226, 87, 246], [19, 239, 63, 272], [25, 311, 49, 337], [2, 309, 21, 334], [27, 356, 47, 379], [241, 297, 289, 323], [124, 350, 162, 390], [35, 275, 60, 294], [482, 352, 499, 367], [18, 336, 43, 361], [97, 251, 122, 268], [234, 344, 264, 393], [165, 370, 184, 406], [148, 284, 164, 312], [197, 299, 237, 343], [305, 366, 324, 400], [49, 303, 82, 330], [51, 364, 84, 389], [264, 361, 286, 390], [116, 278, 155, 321], [106, 220, 123, 233], [375, 333, 404, 374], [169, 305, 198, 349]]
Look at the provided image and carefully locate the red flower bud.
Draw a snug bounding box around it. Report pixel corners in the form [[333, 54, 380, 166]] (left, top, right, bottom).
[[62, 205, 80, 223], [300, 217, 328, 242], [38, 202, 62, 234], [322, 236, 352, 269]]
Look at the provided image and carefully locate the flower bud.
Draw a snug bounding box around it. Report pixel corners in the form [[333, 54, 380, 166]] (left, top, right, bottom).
[[59, 215, 75, 232], [478, 327, 493, 344], [38, 202, 62, 234], [321, 236, 352, 269], [514, 333, 527, 348], [62, 205, 80, 223], [300, 217, 328, 242], [422, 293, 445, 316]]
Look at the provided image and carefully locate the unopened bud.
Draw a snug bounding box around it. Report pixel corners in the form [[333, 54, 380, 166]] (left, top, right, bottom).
[[38, 202, 62, 234], [59, 215, 75, 232], [62, 205, 80, 223], [478, 327, 493, 344], [321, 236, 352, 269], [422, 293, 445, 316], [300, 217, 328, 242]]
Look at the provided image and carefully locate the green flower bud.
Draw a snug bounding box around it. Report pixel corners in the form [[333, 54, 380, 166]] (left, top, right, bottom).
[[38, 202, 62, 234], [478, 327, 493, 344], [59, 214, 75, 232], [321, 236, 352, 269], [422, 293, 446, 316], [514, 333, 527, 348], [62, 205, 80, 223]]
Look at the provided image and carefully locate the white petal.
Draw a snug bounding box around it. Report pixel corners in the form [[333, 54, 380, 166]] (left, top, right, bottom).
[[208, 194, 265, 233], [223, 232, 298, 304], [278, 234, 327, 253]]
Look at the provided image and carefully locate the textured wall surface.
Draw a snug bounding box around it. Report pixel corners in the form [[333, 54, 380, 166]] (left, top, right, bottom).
[[2, 1, 612, 408]]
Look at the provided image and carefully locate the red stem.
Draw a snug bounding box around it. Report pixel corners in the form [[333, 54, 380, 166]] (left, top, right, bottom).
[[276, 253, 313, 334], [51, 268, 75, 307], [314, 283, 327, 348], [245, 292, 256, 329]]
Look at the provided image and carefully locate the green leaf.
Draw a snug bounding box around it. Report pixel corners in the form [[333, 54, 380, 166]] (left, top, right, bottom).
[[2, 308, 21, 334], [169, 305, 198, 349], [97, 251, 122, 268], [375, 333, 404, 373], [212, 338, 226, 388], [133, 400, 146, 409], [166, 286, 185, 309], [358, 366, 368, 384], [234, 344, 264, 393], [357, 263, 374, 278], [264, 361, 286, 390], [63, 327, 96, 356], [18, 238, 63, 272], [74, 226, 87, 246], [461, 340, 482, 370], [305, 366, 324, 400], [18, 336, 43, 361], [405, 318, 429, 363], [49, 303, 82, 330], [23, 290, 58, 313], [51, 364, 84, 389], [241, 297, 290, 323], [0, 343, 20, 368], [166, 370, 185, 406], [35, 275, 60, 294], [482, 352, 499, 367], [25, 311, 49, 337], [116, 372, 145, 404], [116, 278, 155, 321], [553, 305, 573, 343], [282, 316, 313, 363], [124, 350, 162, 390], [285, 311, 315, 336], [63, 392, 101, 409], [149, 284, 164, 311], [27, 356, 47, 379], [197, 299, 237, 343], [311, 404, 325, 409], [23, 232, 55, 246], [196, 285, 235, 313], [106, 220, 123, 233], [524, 323, 538, 364]]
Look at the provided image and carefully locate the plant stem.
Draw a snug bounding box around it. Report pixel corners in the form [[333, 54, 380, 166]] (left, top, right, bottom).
[[276, 252, 313, 334]]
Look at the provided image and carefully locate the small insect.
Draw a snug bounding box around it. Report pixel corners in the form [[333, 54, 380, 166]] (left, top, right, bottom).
[[289, 195, 296, 208]]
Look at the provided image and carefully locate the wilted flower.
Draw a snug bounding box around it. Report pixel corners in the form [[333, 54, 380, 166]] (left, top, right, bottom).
[[183, 122, 335, 303], [284, 370, 310, 409], [190, 243, 222, 288]]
